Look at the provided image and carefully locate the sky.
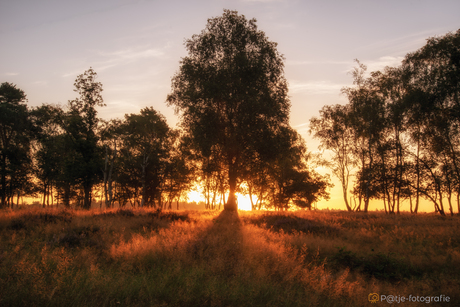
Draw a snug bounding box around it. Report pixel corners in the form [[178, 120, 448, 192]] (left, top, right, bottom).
[[1, 0, 459, 211]]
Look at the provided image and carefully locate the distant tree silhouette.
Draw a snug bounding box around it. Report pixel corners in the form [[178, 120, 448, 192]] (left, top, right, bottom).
[[61, 68, 105, 209], [99, 119, 122, 208], [267, 127, 330, 210], [116, 107, 172, 208], [312, 30, 460, 215], [310, 104, 355, 211], [32, 104, 65, 207], [0, 82, 34, 208], [167, 10, 291, 211]]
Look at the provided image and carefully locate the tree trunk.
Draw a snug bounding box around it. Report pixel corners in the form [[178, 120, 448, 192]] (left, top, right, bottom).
[[140, 154, 148, 208], [341, 171, 352, 211], [1, 154, 6, 209], [225, 165, 238, 211], [63, 183, 71, 208], [83, 184, 92, 210]]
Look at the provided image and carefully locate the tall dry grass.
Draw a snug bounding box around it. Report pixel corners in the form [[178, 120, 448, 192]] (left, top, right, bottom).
[[0, 207, 458, 306]]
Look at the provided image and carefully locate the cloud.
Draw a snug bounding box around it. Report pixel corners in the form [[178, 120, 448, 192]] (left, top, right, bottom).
[[341, 56, 405, 77], [98, 48, 164, 61], [61, 46, 166, 77], [289, 80, 344, 95], [357, 29, 446, 59], [94, 47, 165, 71], [240, 0, 285, 2], [365, 56, 405, 72], [4, 72, 19, 76], [286, 60, 351, 66], [32, 80, 48, 86], [62, 70, 84, 78]]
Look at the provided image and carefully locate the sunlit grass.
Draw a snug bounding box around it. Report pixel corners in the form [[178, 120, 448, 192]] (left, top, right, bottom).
[[0, 208, 459, 306]]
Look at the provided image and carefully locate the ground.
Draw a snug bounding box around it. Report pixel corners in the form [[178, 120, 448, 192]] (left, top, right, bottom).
[[0, 208, 458, 306]]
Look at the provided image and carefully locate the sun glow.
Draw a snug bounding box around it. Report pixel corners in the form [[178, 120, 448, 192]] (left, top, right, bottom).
[[186, 188, 255, 211], [187, 190, 204, 203], [237, 193, 254, 211]]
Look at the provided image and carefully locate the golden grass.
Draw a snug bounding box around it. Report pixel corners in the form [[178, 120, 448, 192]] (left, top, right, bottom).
[[0, 208, 458, 306]]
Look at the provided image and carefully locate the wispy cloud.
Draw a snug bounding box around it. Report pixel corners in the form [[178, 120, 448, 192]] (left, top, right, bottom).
[[357, 29, 446, 58], [32, 80, 48, 86], [286, 60, 351, 66], [240, 0, 285, 2], [61, 46, 166, 77], [5, 72, 19, 76], [62, 70, 84, 78], [365, 56, 404, 73], [98, 48, 164, 61], [94, 47, 165, 71], [289, 80, 344, 95]]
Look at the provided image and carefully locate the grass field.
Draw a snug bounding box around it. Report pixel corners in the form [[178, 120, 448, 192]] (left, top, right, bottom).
[[0, 208, 458, 306]]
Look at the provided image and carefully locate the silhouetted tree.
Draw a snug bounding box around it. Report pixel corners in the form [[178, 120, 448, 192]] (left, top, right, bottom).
[[61, 68, 105, 209], [310, 104, 355, 211], [402, 29, 460, 215], [162, 132, 195, 210], [32, 104, 65, 207], [342, 61, 385, 212], [267, 127, 330, 210], [167, 10, 290, 211], [0, 82, 34, 208], [117, 107, 171, 208], [99, 119, 122, 208]]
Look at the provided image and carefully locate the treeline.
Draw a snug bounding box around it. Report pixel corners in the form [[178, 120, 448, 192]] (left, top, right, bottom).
[[310, 29, 460, 215], [0, 69, 189, 209], [0, 71, 327, 210]]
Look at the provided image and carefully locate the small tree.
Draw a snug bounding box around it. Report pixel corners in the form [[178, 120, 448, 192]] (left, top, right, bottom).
[[118, 107, 171, 208], [310, 104, 355, 211]]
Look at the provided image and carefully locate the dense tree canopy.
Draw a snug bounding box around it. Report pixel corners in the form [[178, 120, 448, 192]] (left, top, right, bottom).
[[0, 82, 33, 208], [167, 9, 315, 211]]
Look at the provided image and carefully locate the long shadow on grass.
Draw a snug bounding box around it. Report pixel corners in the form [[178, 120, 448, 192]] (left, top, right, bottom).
[[245, 213, 339, 236], [187, 210, 243, 279]]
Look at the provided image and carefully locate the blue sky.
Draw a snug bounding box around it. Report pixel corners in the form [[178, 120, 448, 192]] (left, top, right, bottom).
[[1, 0, 459, 210]]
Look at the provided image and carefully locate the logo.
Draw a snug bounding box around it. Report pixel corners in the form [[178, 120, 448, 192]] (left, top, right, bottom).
[[369, 293, 379, 303]]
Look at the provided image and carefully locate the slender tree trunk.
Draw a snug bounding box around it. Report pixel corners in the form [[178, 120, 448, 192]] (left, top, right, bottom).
[[1, 154, 6, 209], [457, 192, 460, 215], [140, 154, 148, 208], [83, 184, 92, 210], [42, 182, 47, 208], [341, 170, 352, 211], [225, 164, 238, 211]]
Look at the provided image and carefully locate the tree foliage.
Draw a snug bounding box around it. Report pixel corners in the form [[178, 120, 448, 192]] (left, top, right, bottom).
[[167, 10, 327, 210], [312, 29, 460, 215], [0, 82, 34, 208]]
